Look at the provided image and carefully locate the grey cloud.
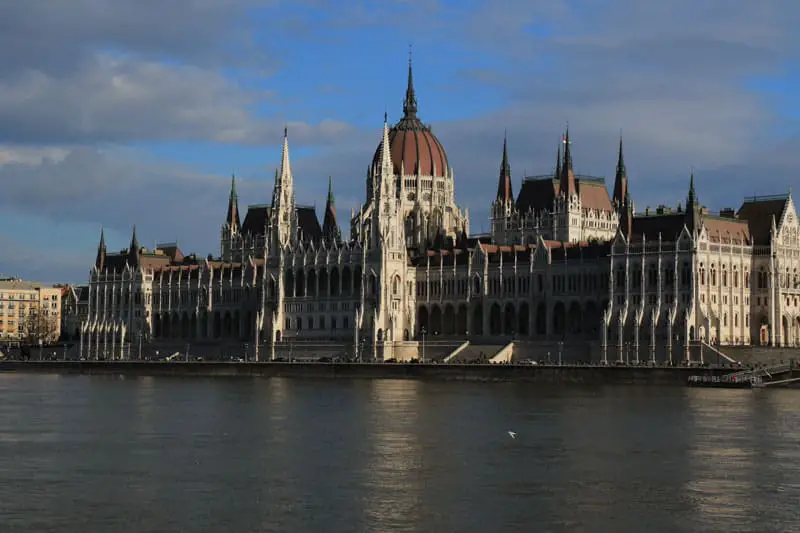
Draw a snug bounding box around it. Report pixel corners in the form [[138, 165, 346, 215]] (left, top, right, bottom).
[[0, 1, 357, 148], [0, 55, 354, 146], [0, 148, 268, 259], [0, 0, 271, 76]]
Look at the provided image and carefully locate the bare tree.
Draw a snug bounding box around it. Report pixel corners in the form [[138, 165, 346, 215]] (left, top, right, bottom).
[[22, 304, 59, 344]]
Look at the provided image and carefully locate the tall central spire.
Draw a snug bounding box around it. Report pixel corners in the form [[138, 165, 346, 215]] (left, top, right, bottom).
[[403, 50, 418, 119]]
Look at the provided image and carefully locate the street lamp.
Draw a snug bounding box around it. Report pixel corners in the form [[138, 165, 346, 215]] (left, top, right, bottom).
[[558, 340, 563, 366], [138, 331, 143, 362], [421, 327, 426, 364]]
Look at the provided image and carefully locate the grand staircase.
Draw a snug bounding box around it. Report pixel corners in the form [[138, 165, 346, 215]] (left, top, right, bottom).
[[444, 344, 504, 364]]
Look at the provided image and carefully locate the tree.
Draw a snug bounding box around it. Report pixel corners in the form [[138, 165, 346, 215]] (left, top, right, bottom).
[[22, 303, 59, 345]]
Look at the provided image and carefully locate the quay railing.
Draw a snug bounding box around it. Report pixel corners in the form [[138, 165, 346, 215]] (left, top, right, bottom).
[[722, 361, 793, 383]]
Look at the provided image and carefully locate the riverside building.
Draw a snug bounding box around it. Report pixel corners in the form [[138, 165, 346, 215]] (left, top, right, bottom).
[[79, 61, 800, 364]]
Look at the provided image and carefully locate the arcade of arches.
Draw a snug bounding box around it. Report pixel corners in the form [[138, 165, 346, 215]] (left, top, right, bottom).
[[152, 310, 255, 341], [415, 299, 605, 338]]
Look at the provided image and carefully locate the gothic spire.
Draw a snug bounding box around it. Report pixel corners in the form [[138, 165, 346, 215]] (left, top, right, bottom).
[[612, 134, 627, 208], [322, 176, 340, 244], [554, 143, 562, 179], [402, 52, 418, 119], [379, 116, 393, 173], [685, 169, 701, 233], [95, 227, 106, 270], [272, 128, 297, 247], [559, 126, 576, 196], [495, 131, 513, 203], [687, 169, 697, 207], [128, 225, 140, 266], [226, 173, 240, 230], [279, 127, 292, 183]]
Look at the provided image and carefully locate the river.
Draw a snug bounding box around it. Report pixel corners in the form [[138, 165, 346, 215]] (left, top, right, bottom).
[[0, 374, 797, 532]]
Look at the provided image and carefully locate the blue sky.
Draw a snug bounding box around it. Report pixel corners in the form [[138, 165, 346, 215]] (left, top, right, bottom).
[[0, 0, 798, 283]]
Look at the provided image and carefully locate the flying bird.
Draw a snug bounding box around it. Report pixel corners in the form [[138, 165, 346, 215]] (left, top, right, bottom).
[[507, 431, 517, 439]]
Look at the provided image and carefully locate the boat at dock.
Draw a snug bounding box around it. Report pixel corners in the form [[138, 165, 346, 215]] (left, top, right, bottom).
[[687, 374, 763, 389]]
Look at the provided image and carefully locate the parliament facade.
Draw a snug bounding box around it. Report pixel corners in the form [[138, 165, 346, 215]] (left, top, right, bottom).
[[80, 61, 800, 363]]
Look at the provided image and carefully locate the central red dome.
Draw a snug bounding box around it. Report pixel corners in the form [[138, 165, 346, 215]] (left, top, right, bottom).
[[371, 62, 449, 178]]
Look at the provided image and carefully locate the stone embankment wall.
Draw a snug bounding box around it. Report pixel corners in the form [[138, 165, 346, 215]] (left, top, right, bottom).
[[0, 360, 731, 386], [716, 346, 800, 366]]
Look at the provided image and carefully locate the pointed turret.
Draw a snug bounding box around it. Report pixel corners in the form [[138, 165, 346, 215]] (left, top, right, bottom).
[[322, 176, 341, 244], [685, 170, 701, 233], [272, 128, 298, 247], [95, 228, 106, 270], [128, 225, 140, 266], [279, 127, 292, 184], [402, 55, 418, 119], [687, 170, 697, 208], [559, 126, 576, 196], [495, 132, 514, 204], [380, 116, 393, 173], [226, 173, 240, 231], [612, 135, 627, 208], [554, 143, 562, 179]]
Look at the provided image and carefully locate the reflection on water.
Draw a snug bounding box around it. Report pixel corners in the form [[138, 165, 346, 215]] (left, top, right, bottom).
[[687, 388, 800, 532], [0, 376, 799, 532], [685, 389, 757, 527], [361, 380, 423, 532]]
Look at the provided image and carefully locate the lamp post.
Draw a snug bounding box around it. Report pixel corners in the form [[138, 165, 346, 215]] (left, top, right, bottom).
[[558, 340, 563, 366], [421, 327, 426, 364], [137, 331, 143, 362]]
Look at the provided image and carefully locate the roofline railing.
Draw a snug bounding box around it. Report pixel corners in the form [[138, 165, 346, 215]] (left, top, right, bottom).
[[743, 193, 789, 203]]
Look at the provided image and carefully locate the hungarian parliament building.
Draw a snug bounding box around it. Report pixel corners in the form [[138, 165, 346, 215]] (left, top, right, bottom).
[[78, 61, 800, 364]]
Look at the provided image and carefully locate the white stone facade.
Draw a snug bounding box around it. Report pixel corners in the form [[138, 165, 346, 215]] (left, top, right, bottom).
[[78, 66, 800, 363]]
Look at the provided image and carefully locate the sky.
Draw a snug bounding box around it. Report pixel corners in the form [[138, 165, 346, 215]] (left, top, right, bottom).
[[0, 0, 798, 284]]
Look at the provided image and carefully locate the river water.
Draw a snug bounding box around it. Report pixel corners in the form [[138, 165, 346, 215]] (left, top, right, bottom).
[[0, 374, 798, 533]]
